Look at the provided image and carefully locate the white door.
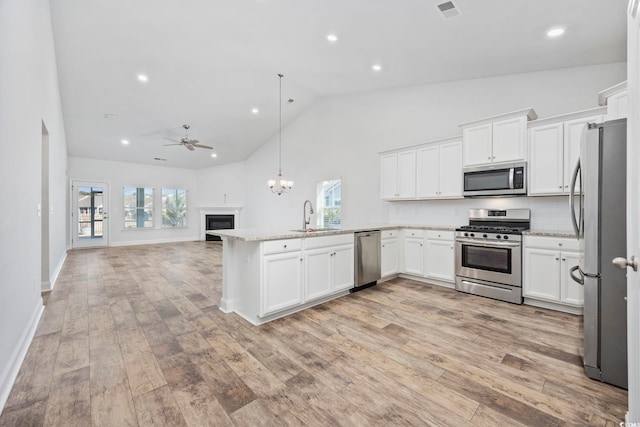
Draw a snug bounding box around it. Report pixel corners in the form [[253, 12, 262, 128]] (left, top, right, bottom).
[[462, 123, 492, 166], [528, 123, 564, 195], [564, 116, 602, 193], [396, 150, 417, 199], [332, 244, 355, 292], [425, 239, 454, 282], [624, 1, 640, 420], [380, 153, 399, 199], [304, 248, 332, 301], [72, 181, 109, 248], [492, 116, 526, 163]]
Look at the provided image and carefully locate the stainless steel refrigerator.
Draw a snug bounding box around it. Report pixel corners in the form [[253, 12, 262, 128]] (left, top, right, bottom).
[[569, 118, 627, 389]]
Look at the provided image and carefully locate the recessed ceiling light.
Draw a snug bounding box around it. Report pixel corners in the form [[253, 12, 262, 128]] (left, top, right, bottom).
[[211, 153, 217, 158], [137, 74, 149, 82], [251, 108, 259, 114], [372, 64, 382, 72], [327, 34, 338, 43], [121, 139, 129, 145], [546, 27, 565, 38]]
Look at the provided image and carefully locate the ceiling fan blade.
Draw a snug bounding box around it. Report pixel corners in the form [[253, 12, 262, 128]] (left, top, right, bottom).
[[192, 143, 213, 149], [163, 143, 181, 146], [187, 139, 199, 144], [163, 137, 181, 143], [185, 143, 195, 151]]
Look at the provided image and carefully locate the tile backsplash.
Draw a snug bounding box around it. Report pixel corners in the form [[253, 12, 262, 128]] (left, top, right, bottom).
[[386, 196, 572, 231]]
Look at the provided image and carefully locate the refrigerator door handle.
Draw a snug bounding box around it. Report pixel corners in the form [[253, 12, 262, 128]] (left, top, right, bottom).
[[569, 159, 581, 238], [569, 265, 584, 285]]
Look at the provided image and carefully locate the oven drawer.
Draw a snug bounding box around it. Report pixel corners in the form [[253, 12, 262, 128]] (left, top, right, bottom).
[[455, 277, 523, 304]]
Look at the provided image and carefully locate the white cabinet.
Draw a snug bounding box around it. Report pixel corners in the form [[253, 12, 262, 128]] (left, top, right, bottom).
[[523, 236, 583, 312], [381, 150, 416, 199], [262, 241, 304, 316], [599, 81, 628, 120], [416, 138, 463, 199], [381, 229, 399, 278], [424, 230, 454, 282], [528, 113, 604, 196], [460, 109, 536, 167], [304, 235, 354, 302], [403, 229, 424, 276]]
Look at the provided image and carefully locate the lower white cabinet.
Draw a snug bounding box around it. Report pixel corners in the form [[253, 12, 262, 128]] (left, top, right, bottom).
[[262, 249, 304, 316], [381, 229, 399, 278], [305, 243, 354, 301], [523, 236, 583, 311], [262, 234, 354, 317], [403, 229, 424, 275], [425, 231, 455, 282]]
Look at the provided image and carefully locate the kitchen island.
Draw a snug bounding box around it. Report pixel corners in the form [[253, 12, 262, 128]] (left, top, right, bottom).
[[208, 225, 393, 325]]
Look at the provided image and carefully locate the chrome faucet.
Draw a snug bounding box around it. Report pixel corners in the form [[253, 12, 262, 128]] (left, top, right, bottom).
[[302, 200, 314, 230]]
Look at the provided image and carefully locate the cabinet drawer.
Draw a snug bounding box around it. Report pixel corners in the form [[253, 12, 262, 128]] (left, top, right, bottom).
[[426, 230, 454, 241], [304, 233, 354, 249], [381, 229, 399, 239], [263, 238, 302, 255], [404, 229, 424, 238], [524, 235, 578, 251]]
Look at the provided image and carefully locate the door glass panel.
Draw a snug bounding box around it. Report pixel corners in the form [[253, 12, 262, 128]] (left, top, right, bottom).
[[77, 186, 103, 239]]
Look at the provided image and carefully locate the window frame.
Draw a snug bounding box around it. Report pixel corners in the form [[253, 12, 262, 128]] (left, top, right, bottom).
[[316, 179, 341, 229], [123, 186, 154, 229], [162, 188, 188, 228]]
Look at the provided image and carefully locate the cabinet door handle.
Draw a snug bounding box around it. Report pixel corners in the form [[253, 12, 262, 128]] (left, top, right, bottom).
[[558, 185, 563, 189], [562, 258, 566, 261], [283, 244, 287, 248], [488, 156, 491, 160], [555, 257, 560, 260], [558, 243, 563, 246]]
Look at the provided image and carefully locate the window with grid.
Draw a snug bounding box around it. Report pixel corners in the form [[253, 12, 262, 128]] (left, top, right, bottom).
[[123, 187, 153, 229], [316, 179, 341, 228], [162, 188, 187, 228]]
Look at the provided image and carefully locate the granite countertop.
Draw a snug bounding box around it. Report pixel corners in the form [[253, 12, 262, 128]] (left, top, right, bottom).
[[523, 230, 575, 238], [206, 224, 457, 242]]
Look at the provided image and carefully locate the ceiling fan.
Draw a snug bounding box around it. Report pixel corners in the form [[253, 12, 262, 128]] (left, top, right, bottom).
[[163, 124, 213, 151]]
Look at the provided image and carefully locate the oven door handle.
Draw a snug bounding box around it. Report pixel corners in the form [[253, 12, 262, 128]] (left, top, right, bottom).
[[455, 238, 521, 248]]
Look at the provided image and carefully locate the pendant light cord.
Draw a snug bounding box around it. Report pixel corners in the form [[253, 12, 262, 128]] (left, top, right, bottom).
[[278, 73, 283, 174]]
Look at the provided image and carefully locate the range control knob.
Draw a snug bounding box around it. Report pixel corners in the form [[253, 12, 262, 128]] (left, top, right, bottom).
[[464, 232, 469, 237], [470, 233, 475, 237], [503, 235, 509, 240], [482, 234, 488, 238], [496, 235, 502, 239]]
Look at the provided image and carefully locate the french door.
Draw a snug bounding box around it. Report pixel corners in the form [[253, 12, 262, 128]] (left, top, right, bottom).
[[72, 181, 109, 248]]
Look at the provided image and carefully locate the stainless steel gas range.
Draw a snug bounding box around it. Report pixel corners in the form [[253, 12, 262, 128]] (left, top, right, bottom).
[[455, 208, 530, 304]]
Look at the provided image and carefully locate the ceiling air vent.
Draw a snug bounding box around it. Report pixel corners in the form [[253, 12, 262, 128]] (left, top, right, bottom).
[[436, 0, 461, 18]]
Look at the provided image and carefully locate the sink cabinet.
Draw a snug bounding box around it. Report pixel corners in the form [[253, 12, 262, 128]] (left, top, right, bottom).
[[304, 236, 354, 302]]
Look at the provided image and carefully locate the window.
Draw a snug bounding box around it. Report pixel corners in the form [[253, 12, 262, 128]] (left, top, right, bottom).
[[162, 188, 187, 228], [124, 187, 153, 229], [316, 179, 341, 228]]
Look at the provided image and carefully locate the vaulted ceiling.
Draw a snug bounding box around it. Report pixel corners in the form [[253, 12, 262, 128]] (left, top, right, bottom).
[[50, 0, 628, 169]]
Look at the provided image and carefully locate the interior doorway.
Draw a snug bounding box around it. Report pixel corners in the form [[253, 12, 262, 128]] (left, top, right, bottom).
[[71, 181, 109, 248]]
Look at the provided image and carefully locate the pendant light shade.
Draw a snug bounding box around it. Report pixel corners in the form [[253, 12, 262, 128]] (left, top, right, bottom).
[[268, 73, 293, 195]]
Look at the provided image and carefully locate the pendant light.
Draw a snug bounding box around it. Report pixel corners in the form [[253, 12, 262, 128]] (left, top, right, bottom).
[[267, 73, 293, 195]]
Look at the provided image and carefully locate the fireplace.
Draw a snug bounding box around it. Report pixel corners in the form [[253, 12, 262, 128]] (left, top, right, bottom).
[[205, 214, 235, 241]]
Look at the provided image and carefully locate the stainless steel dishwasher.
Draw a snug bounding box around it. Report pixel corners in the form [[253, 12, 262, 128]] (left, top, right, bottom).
[[352, 230, 381, 293]]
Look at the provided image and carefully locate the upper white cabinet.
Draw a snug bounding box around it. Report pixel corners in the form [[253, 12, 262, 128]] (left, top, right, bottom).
[[598, 81, 627, 120], [460, 108, 537, 167], [416, 138, 463, 199], [380, 150, 416, 200], [528, 108, 605, 196]]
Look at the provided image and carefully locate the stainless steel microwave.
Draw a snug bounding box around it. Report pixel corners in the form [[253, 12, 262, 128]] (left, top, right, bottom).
[[462, 161, 527, 197]]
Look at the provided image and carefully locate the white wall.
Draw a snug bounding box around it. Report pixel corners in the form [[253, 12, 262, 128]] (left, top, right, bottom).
[[0, 0, 68, 410], [194, 161, 247, 225], [241, 63, 626, 230], [68, 157, 201, 245]]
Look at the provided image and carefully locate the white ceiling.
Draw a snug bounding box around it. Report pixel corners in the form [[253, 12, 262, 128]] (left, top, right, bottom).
[[50, 0, 628, 169]]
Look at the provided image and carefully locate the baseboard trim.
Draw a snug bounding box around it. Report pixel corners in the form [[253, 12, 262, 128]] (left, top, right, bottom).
[[108, 236, 200, 247], [42, 251, 68, 292], [0, 301, 44, 414]]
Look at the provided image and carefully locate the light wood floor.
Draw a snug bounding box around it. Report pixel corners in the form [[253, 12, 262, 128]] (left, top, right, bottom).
[[0, 241, 627, 426]]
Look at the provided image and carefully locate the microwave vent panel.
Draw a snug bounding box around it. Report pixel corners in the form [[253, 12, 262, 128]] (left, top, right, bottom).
[[436, 1, 461, 18]]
